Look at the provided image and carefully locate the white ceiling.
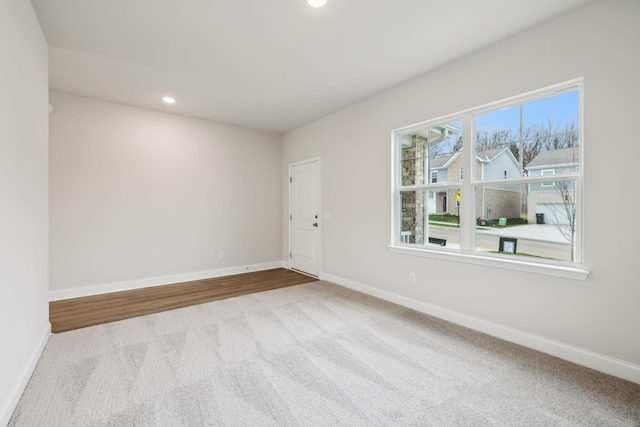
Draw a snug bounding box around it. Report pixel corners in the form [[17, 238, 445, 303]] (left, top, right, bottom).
[[32, 0, 592, 134]]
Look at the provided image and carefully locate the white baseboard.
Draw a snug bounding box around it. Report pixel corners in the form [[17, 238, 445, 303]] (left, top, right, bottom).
[[50, 261, 285, 301], [321, 272, 640, 385], [1, 322, 51, 427]]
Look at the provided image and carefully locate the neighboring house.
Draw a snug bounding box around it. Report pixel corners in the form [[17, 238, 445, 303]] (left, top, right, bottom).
[[401, 138, 521, 244], [525, 147, 578, 225], [429, 147, 521, 220]]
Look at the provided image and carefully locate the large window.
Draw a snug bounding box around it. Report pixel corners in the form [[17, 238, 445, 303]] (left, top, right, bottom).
[[391, 80, 586, 279]]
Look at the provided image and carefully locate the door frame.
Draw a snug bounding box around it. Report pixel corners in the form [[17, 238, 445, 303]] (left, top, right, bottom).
[[288, 157, 321, 277]]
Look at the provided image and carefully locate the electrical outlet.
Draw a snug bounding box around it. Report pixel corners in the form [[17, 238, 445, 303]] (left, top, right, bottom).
[[219, 251, 225, 260], [409, 273, 416, 284]]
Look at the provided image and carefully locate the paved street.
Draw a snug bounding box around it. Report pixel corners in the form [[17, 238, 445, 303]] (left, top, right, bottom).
[[429, 224, 574, 261], [477, 224, 570, 244]]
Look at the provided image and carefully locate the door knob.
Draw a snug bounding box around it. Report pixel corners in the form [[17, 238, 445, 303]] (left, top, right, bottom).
[[313, 223, 318, 227]]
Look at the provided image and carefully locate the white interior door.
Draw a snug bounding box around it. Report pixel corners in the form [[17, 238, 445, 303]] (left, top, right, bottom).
[[290, 160, 319, 277]]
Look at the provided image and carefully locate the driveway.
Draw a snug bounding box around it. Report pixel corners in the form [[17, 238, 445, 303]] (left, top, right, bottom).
[[477, 224, 570, 244], [429, 223, 573, 261]]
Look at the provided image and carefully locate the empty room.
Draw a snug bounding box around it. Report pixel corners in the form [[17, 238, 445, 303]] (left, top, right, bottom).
[[2, 0, 639, 425]]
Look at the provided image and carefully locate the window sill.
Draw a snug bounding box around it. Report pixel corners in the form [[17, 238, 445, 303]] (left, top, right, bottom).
[[388, 245, 589, 281]]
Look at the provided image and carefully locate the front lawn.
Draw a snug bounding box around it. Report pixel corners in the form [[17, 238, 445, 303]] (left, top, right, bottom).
[[429, 214, 527, 227]]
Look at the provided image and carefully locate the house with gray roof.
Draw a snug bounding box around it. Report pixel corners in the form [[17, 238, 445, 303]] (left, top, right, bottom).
[[525, 147, 579, 225], [526, 146, 579, 171], [428, 147, 521, 220]]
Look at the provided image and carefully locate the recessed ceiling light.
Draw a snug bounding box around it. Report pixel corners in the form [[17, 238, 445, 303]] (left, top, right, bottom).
[[162, 96, 176, 104], [307, 0, 326, 7]]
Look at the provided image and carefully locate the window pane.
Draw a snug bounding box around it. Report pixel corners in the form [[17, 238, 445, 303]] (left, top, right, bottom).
[[428, 120, 462, 185], [474, 180, 576, 261], [400, 190, 426, 244], [476, 91, 580, 180], [522, 91, 579, 130], [521, 91, 580, 173], [427, 189, 462, 249], [476, 106, 520, 148], [400, 189, 461, 249], [400, 121, 463, 187], [476, 105, 522, 181]]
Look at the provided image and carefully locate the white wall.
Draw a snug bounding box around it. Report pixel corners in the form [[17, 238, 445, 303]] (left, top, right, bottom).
[[0, 0, 50, 424], [283, 0, 640, 378], [49, 92, 282, 294]]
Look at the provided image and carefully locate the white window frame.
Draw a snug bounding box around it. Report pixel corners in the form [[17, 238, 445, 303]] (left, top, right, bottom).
[[389, 79, 587, 281], [431, 170, 438, 183]]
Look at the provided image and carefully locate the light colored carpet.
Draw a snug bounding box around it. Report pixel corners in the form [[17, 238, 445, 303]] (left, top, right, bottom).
[[9, 281, 640, 426]]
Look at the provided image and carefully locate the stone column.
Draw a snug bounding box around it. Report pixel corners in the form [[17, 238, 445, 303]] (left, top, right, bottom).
[[401, 135, 427, 244]]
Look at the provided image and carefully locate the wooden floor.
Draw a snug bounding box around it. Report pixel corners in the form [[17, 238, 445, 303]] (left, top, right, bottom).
[[50, 268, 317, 333]]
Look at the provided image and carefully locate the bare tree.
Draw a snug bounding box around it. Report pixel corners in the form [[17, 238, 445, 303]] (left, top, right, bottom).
[[472, 118, 578, 169], [545, 181, 577, 261], [475, 129, 518, 151], [520, 119, 579, 169], [540, 147, 579, 261]]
